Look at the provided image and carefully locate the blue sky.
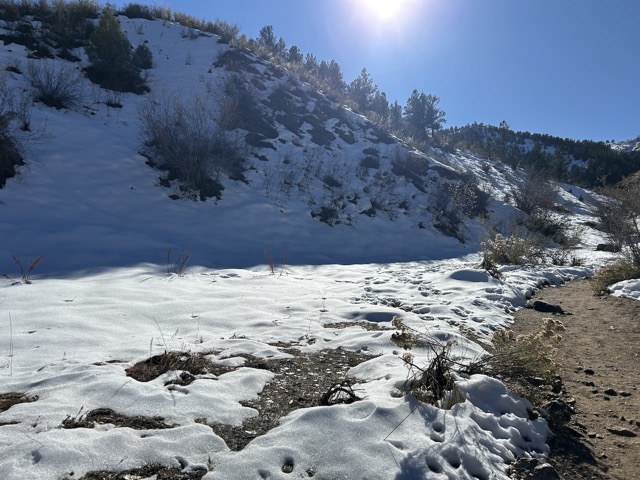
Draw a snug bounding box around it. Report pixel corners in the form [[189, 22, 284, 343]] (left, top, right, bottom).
[[109, 0, 639, 142]]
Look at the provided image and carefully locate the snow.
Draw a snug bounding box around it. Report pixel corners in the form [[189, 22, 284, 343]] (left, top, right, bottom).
[[609, 278, 640, 300], [0, 13, 627, 480]]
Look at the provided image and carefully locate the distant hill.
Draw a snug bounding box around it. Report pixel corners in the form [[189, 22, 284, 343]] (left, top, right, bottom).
[[440, 123, 640, 187]]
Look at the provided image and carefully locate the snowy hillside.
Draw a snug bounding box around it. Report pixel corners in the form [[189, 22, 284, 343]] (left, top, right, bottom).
[[0, 11, 627, 480], [0, 11, 580, 273]]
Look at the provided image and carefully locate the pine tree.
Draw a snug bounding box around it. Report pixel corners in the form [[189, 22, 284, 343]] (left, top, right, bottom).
[[287, 45, 303, 63], [132, 43, 153, 70], [348, 68, 377, 113], [403, 90, 446, 139], [369, 91, 389, 119], [388, 100, 403, 131], [257, 25, 276, 50], [86, 4, 147, 92], [304, 53, 318, 72]]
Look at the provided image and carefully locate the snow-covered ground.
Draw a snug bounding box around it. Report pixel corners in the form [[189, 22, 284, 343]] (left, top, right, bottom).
[[0, 13, 637, 480]]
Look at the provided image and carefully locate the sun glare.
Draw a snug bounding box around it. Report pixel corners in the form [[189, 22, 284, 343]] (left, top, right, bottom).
[[357, 0, 412, 22]]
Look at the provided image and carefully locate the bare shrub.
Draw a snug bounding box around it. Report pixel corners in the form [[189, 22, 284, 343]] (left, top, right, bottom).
[[26, 60, 83, 109], [392, 318, 464, 408], [593, 184, 640, 267], [511, 170, 557, 215], [450, 171, 491, 217], [139, 93, 247, 199], [430, 183, 465, 242], [218, 74, 259, 131]]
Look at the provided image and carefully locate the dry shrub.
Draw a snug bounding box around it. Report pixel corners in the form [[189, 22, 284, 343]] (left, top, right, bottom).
[[480, 233, 544, 273], [392, 317, 465, 408], [26, 60, 84, 109], [593, 259, 640, 295], [468, 318, 565, 403], [139, 92, 246, 199]]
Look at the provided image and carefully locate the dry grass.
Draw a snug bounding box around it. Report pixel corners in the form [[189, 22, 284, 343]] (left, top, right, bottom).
[[62, 407, 175, 430], [166, 247, 191, 276], [467, 318, 565, 404], [392, 316, 564, 407], [593, 259, 640, 295]]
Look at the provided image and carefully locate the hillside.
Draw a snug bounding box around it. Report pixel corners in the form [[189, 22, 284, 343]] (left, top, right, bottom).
[[0, 6, 607, 273], [0, 5, 636, 480]]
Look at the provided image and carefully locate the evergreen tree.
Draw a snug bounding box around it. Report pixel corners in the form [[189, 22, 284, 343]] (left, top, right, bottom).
[[369, 91, 389, 119], [325, 60, 345, 97], [388, 100, 403, 131], [348, 67, 377, 113], [287, 45, 303, 63], [257, 25, 276, 50], [274, 37, 286, 58], [86, 4, 147, 92], [304, 53, 318, 72], [403, 90, 446, 139], [132, 43, 153, 70]]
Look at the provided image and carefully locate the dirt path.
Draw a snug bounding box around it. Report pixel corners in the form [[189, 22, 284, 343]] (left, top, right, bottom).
[[512, 279, 640, 479]]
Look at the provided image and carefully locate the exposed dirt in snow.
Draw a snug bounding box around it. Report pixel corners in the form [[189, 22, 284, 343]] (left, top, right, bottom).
[[204, 348, 373, 451], [512, 278, 640, 480]]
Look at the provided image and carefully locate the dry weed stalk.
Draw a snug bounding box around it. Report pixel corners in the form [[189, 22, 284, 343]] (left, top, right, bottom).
[[394, 316, 564, 408], [264, 249, 288, 276], [3, 255, 44, 284], [166, 247, 191, 276]]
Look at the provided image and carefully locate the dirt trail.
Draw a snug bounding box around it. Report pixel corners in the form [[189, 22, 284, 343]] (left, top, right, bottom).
[[512, 279, 640, 479]]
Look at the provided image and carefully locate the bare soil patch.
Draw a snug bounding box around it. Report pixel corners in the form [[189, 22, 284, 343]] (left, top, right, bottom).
[[74, 464, 206, 480], [204, 348, 372, 451], [125, 351, 233, 383], [0, 392, 37, 413], [512, 278, 640, 480]]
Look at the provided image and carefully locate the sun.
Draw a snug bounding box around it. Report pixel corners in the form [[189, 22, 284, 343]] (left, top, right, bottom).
[[357, 0, 412, 22]]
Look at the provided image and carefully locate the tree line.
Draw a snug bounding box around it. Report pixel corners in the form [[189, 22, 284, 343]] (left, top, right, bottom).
[[440, 122, 640, 187], [237, 24, 447, 144]]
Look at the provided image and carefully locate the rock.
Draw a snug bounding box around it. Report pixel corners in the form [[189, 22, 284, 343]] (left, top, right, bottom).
[[596, 243, 620, 252], [543, 400, 573, 423], [604, 388, 618, 396], [531, 463, 560, 480], [511, 458, 560, 480], [606, 427, 637, 437], [620, 391, 632, 397], [584, 368, 595, 375], [588, 431, 597, 438], [512, 457, 538, 472]]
